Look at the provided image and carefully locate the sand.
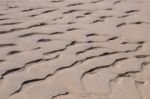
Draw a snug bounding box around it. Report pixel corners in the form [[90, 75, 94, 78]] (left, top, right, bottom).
[[0, 0, 150, 99]]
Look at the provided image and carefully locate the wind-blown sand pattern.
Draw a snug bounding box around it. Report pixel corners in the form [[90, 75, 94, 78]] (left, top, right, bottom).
[[0, 0, 150, 99]]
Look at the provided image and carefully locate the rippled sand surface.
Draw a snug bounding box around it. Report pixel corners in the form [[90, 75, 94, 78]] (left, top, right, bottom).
[[0, 0, 150, 99]]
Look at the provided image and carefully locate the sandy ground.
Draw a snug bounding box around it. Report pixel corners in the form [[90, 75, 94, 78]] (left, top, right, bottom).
[[0, 0, 150, 99]]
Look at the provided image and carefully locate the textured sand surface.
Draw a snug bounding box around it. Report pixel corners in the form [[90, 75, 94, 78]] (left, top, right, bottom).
[[0, 0, 150, 99]]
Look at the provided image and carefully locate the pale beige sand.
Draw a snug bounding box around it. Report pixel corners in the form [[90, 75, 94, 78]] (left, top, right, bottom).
[[0, 0, 150, 99]]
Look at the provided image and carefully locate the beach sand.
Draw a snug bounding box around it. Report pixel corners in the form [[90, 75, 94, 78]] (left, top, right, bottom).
[[0, 0, 150, 99]]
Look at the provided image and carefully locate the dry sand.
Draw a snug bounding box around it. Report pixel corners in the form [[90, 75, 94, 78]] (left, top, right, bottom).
[[0, 0, 150, 99]]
